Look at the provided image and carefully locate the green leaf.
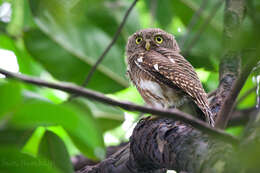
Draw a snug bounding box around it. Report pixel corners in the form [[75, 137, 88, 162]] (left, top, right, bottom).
[[0, 34, 16, 50], [24, 29, 126, 93], [0, 34, 42, 78], [0, 81, 22, 119], [71, 98, 124, 132], [22, 126, 46, 156], [10, 99, 104, 160], [47, 126, 80, 156], [6, 0, 24, 36], [38, 131, 74, 173], [112, 86, 144, 104], [0, 147, 61, 173], [22, 126, 80, 157], [226, 126, 244, 137], [237, 74, 257, 109], [26, 0, 134, 92], [7, 0, 36, 36], [0, 128, 33, 147]]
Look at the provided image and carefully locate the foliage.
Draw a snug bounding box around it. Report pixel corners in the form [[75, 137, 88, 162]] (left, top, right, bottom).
[[0, 0, 259, 172]]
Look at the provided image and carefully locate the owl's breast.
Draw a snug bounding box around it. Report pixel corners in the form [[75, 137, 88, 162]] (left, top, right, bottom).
[[127, 62, 187, 108]]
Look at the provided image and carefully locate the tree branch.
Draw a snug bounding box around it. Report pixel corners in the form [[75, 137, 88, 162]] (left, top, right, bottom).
[[210, 0, 246, 124], [77, 117, 234, 173], [0, 68, 238, 145], [215, 52, 260, 128]]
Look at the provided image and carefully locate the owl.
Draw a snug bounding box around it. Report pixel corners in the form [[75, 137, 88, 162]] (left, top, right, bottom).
[[126, 28, 214, 127]]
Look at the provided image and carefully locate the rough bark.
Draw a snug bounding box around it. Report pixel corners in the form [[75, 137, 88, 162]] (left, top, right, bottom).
[[210, 0, 246, 123], [77, 117, 235, 173]]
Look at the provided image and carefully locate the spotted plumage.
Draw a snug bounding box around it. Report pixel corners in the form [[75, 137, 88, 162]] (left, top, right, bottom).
[[126, 28, 214, 126]]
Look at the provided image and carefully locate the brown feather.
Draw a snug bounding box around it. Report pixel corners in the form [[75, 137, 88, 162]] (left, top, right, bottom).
[[132, 49, 214, 126]]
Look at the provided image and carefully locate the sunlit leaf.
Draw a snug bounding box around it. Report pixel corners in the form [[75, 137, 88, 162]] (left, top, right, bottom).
[[237, 74, 257, 109], [22, 126, 46, 156], [10, 99, 104, 160]]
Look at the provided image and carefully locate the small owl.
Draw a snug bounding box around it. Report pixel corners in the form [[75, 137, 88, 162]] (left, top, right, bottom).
[[126, 28, 214, 127]]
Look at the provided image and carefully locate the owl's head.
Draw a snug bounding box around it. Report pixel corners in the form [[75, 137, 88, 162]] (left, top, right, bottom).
[[126, 28, 180, 56]]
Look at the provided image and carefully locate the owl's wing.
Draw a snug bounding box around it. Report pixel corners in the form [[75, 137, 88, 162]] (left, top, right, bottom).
[[134, 49, 214, 126]]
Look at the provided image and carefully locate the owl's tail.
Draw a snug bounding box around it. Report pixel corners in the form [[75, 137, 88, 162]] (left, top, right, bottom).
[[205, 109, 215, 127]]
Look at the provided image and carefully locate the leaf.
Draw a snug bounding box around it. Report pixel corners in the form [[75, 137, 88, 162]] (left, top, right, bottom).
[[112, 86, 144, 104], [7, 0, 36, 36], [10, 99, 104, 160], [0, 128, 33, 147], [0, 147, 61, 173], [237, 74, 257, 109], [70, 98, 124, 132], [47, 126, 80, 156], [24, 29, 126, 93], [0, 34, 42, 78], [38, 131, 74, 173], [226, 126, 244, 136], [26, 0, 134, 92], [22, 126, 46, 156], [22, 126, 80, 157], [0, 81, 22, 119]]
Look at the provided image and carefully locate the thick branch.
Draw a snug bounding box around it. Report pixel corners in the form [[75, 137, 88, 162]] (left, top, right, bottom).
[[216, 56, 260, 128], [77, 109, 260, 173], [210, 0, 246, 125], [78, 117, 234, 173], [0, 68, 238, 144]]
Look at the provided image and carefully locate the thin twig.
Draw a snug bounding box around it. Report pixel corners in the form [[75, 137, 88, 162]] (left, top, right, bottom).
[[69, 0, 138, 100], [184, 0, 224, 53], [0, 68, 238, 145], [180, 0, 208, 48], [82, 0, 138, 86]]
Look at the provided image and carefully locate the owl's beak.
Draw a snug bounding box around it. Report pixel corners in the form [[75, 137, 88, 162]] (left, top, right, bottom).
[[145, 41, 150, 50]]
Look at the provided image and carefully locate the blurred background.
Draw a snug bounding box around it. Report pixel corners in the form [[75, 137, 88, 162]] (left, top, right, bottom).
[[0, 0, 258, 172]]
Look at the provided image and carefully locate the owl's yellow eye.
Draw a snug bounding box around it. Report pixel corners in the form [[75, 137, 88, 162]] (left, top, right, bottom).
[[155, 36, 163, 44], [135, 37, 142, 44]]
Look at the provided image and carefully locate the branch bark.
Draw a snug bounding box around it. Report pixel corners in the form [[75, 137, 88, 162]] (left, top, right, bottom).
[[0, 68, 238, 144], [210, 0, 246, 127], [215, 56, 259, 128], [77, 117, 234, 173]]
